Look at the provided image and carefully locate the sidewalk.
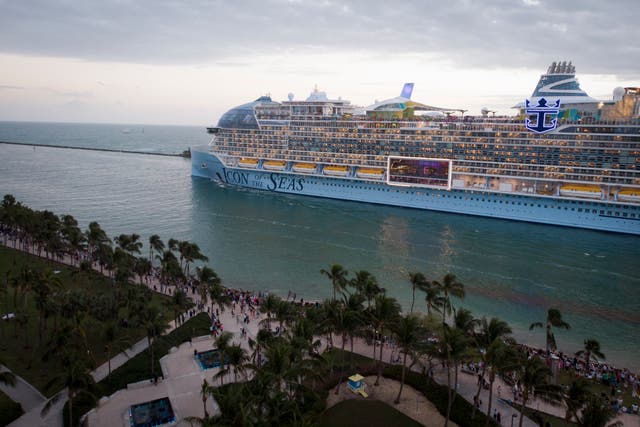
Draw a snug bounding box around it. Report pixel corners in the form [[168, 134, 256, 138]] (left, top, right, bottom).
[[0, 364, 46, 412]]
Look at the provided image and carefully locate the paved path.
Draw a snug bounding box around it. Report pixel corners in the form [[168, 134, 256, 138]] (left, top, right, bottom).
[[3, 240, 635, 426], [0, 364, 46, 412]]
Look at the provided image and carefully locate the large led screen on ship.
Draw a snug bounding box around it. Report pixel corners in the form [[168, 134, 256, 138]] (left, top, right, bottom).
[[387, 156, 452, 189]]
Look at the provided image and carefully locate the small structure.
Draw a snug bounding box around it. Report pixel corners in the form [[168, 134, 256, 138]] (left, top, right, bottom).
[[347, 374, 368, 398]]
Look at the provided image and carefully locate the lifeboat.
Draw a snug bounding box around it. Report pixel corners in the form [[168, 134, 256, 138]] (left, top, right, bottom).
[[292, 163, 316, 173], [617, 188, 640, 202], [559, 184, 602, 199], [323, 165, 349, 177], [263, 160, 286, 171], [238, 158, 259, 169], [356, 167, 385, 179]]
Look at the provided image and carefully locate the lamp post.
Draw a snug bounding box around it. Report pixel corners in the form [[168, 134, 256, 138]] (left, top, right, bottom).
[[511, 413, 518, 427]]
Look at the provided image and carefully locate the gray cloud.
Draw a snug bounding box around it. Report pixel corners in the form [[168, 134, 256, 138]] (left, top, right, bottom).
[[0, 0, 638, 77]]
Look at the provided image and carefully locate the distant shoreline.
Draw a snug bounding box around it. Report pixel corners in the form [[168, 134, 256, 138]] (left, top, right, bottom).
[[0, 140, 187, 157]]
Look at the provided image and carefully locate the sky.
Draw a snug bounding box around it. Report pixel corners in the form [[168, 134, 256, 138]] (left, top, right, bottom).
[[0, 0, 638, 125]]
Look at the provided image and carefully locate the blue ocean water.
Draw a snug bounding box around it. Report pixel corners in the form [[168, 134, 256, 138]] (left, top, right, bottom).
[[1, 121, 639, 370]]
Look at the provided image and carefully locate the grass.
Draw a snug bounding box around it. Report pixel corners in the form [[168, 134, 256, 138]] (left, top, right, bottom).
[[67, 312, 212, 427], [319, 399, 425, 427], [0, 246, 177, 396], [557, 369, 637, 408], [0, 389, 23, 426], [323, 348, 497, 427]]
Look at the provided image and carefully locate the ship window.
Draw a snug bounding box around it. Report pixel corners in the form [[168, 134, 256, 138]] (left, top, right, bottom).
[[578, 208, 583, 212], [623, 213, 627, 217], [631, 213, 636, 218], [600, 210, 605, 214]]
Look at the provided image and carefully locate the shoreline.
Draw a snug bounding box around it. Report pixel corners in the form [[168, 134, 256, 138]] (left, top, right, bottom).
[[1, 237, 638, 379], [1, 238, 638, 426]]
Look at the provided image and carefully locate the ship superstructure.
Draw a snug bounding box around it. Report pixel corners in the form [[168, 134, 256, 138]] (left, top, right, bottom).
[[192, 63, 640, 235]]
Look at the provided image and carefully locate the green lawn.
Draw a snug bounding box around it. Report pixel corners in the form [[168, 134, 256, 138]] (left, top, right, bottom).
[[0, 389, 23, 426], [0, 246, 178, 396], [319, 399, 425, 427], [324, 349, 496, 427]]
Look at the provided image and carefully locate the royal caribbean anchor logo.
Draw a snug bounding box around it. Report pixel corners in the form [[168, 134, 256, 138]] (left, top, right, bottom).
[[525, 97, 560, 134]]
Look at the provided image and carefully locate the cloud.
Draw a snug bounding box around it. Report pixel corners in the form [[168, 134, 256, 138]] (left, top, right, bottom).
[[0, 0, 637, 78]]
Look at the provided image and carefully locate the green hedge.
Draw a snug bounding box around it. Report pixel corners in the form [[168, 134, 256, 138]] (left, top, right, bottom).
[[382, 365, 497, 427], [322, 349, 497, 427], [65, 312, 211, 426]]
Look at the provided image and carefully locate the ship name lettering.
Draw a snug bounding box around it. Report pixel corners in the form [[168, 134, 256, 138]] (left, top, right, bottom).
[[223, 169, 249, 185], [267, 173, 304, 192]]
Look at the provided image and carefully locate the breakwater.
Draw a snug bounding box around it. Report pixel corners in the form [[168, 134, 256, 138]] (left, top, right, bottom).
[[0, 141, 187, 157]]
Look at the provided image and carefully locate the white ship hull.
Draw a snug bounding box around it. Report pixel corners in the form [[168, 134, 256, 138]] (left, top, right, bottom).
[[191, 149, 640, 235]]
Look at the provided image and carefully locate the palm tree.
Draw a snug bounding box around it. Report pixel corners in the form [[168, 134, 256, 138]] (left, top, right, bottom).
[[563, 378, 591, 425], [514, 353, 562, 427], [408, 272, 429, 314], [369, 294, 400, 386], [343, 292, 365, 367], [114, 233, 143, 256], [33, 269, 62, 346], [471, 316, 512, 422], [149, 234, 164, 267], [102, 320, 131, 380], [433, 273, 465, 325], [169, 288, 194, 326], [134, 257, 152, 285], [199, 378, 214, 418], [226, 344, 248, 382], [41, 347, 96, 427], [578, 394, 623, 427], [575, 338, 605, 367], [350, 270, 382, 307], [438, 324, 469, 427], [391, 313, 421, 404], [86, 221, 108, 263], [483, 339, 518, 426], [529, 307, 571, 354], [214, 331, 233, 386], [260, 294, 282, 330], [141, 305, 169, 377], [181, 242, 209, 278], [320, 264, 348, 301]]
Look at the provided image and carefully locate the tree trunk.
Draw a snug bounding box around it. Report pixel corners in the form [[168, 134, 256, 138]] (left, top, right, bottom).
[[518, 392, 527, 427], [375, 332, 384, 386], [335, 332, 347, 395], [484, 373, 496, 427], [472, 365, 487, 418], [445, 360, 453, 427], [68, 388, 73, 427], [395, 351, 407, 404], [349, 334, 354, 369]]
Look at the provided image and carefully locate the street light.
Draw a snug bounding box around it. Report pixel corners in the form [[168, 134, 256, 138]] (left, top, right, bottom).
[[511, 413, 518, 427]]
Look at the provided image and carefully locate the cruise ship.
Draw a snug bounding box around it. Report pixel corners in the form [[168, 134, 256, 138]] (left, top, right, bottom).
[[191, 62, 640, 235]]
